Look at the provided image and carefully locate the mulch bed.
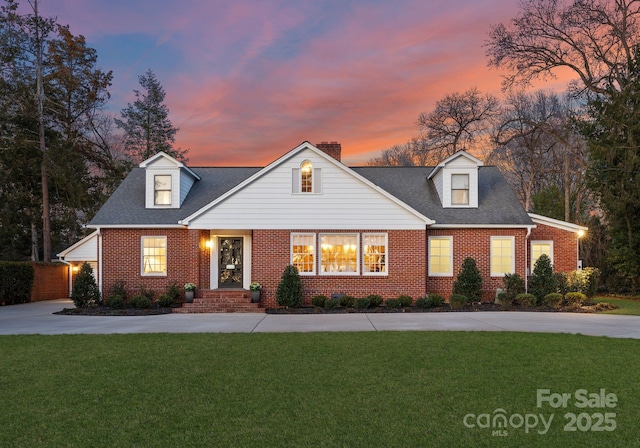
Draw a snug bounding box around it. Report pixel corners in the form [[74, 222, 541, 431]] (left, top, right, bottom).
[[54, 306, 175, 316], [54, 302, 615, 316]]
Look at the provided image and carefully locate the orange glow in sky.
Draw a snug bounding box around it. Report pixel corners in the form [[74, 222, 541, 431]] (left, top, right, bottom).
[[37, 0, 578, 166]]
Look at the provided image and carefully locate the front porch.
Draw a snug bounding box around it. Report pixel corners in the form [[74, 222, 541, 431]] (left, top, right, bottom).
[[173, 289, 263, 313]]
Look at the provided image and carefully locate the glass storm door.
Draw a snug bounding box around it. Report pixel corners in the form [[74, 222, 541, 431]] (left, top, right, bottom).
[[218, 237, 243, 288]]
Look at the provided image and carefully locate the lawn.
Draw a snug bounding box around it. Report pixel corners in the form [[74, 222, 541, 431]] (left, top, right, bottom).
[[595, 296, 640, 315], [1, 332, 639, 447]]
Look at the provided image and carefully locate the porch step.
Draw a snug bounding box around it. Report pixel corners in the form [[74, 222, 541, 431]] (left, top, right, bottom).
[[174, 289, 263, 313]]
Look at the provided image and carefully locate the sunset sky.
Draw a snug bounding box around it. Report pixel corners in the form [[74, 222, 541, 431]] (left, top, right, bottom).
[[33, 0, 576, 166]]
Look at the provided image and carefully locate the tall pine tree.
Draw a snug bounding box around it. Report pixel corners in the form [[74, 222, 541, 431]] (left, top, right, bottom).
[[115, 69, 187, 163]]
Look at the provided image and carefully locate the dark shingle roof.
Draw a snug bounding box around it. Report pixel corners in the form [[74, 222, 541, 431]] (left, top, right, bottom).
[[89, 167, 260, 226], [90, 165, 532, 227], [352, 166, 533, 226]]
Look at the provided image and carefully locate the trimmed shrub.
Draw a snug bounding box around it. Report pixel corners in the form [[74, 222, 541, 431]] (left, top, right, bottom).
[[105, 295, 125, 309], [385, 298, 401, 309], [453, 257, 482, 302], [567, 267, 601, 298], [428, 294, 445, 307], [0, 262, 35, 305], [275, 264, 303, 307], [312, 295, 328, 308], [415, 297, 430, 309], [565, 292, 586, 306], [554, 272, 569, 296], [397, 295, 413, 307], [110, 280, 128, 301], [543, 293, 563, 309], [71, 262, 101, 308], [157, 294, 174, 308], [324, 298, 339, 310], [138, 286, 155, 300], [339, 295, 355, 308], [355, 297, 370, 309], [496, 292, 512, 308], [529, 254, 555, 305], [515, 293, 537, 307], [503, 273, 525, 301], [367, 294, 383, 307], [449, 294, 468, 310], [165, 281, 181, 303], [130, 294, 152, 309]]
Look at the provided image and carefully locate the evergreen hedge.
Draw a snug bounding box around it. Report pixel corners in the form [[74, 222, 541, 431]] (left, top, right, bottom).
[[0, 262, 35, 305]]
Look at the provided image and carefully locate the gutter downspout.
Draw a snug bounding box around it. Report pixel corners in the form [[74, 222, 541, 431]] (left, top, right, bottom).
[[525, 225, 533, 293], [96, 227, 103, 295]]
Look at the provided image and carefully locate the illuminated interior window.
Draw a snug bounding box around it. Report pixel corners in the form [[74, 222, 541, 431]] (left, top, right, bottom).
[[429, 236, 452, 276], [291, 233, 315, 274], [451, 173, 469, 205], [154, 175, 172, 205], [491, 236, 514, 276], [531, 241, 553, 268], [301, 161, 313, 193], [320, 234, 358, 274], [363, 233, 387, 275], [142, 236, 167, 275]]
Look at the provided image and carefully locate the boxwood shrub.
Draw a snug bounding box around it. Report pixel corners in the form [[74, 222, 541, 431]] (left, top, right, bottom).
[[355, 297, 370, 309], [397, 295, 413, 307], [312, 295, 328, 308], [366, 294, 383, 307], [543, 293, 563, 309], [449, 294, 468, 309]]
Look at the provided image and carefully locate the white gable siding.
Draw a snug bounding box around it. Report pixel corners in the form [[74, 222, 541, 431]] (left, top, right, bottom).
[[180, 170, 196, 205], [58, 232, 98, 261], [433, 170, 444, 205], [189, 149, 427, 230]]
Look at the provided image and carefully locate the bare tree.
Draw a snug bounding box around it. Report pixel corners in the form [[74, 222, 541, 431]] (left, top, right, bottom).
[[490, 90, 586, 218], [486, 0, 640, 95], [417, 87, 500, 160]]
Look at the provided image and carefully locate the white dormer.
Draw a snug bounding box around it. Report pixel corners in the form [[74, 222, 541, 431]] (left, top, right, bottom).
[[428, 151, 483, 208], [139, 152, 200, 209]]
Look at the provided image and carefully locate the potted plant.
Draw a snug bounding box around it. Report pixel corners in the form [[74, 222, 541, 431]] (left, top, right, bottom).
[[184, 283, 196, 303], [249, 282, 261, 303]]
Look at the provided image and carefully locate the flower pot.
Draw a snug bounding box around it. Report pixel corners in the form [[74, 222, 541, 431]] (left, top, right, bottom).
[[185, 291, 195, 303], [251, 290, 260, 303]]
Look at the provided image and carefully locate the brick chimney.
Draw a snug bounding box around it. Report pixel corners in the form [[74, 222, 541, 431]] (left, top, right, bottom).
[[316, 141, 341, 162]]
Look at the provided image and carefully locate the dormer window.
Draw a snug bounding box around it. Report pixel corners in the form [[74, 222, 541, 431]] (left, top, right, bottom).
[[451, 174, 469, 205], [154, 175, 172, 205], [301, 161, 313, 193]]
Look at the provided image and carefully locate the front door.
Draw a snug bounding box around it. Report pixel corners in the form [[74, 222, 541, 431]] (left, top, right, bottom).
[[218, 237, 243, 288]]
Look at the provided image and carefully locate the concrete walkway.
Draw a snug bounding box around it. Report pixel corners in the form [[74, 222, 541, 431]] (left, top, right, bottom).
[[2, 299, 640, 338]]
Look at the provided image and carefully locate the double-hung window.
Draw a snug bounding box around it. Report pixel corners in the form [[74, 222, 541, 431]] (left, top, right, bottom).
[[429, 236, 453, 276], [491, 236, 514, 276], [451, 174, 469, 205], [291, 233, 315, 275], [531, 241, 553, 268], [363, 233, 387, 275], [142, 236, 167, 275], [154, 175, 172, 206]]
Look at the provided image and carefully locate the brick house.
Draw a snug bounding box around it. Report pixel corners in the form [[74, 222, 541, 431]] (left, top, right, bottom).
[[58, 141, 586, 310]]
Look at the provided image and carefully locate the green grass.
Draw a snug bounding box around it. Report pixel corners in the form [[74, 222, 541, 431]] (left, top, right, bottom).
[[1, 332, 639, 447], [595, 296, 640, 315]]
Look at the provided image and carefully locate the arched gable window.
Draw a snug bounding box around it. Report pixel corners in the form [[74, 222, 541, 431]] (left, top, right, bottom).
[[301, 161, 313, 193], [292, 160, 321, 194]]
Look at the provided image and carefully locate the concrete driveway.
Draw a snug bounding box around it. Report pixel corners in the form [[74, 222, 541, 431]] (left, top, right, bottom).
[[2, 299, 640, 338]]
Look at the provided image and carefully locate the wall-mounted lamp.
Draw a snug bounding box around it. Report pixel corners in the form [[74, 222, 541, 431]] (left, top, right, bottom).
[[205, 240, 213, 249], [577, 229, 586, 238]]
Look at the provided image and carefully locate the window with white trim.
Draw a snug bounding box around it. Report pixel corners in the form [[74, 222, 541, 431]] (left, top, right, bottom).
[[363, 233, 387, 275], [291, 233, 315, 275], [429, 236, 453, 276], [154, 175, 172, 205], [451, 173, 469, 205], [320, 233, 359, 275], [141, 236, 167, 275], [491, 236, 514, 276], [301, 161, 313, 193], [531, 241, 553, 268]]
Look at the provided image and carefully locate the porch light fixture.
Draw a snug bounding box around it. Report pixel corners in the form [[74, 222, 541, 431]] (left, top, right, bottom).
[[205, 239, 213, 249], [577, 229, 586, 238]]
